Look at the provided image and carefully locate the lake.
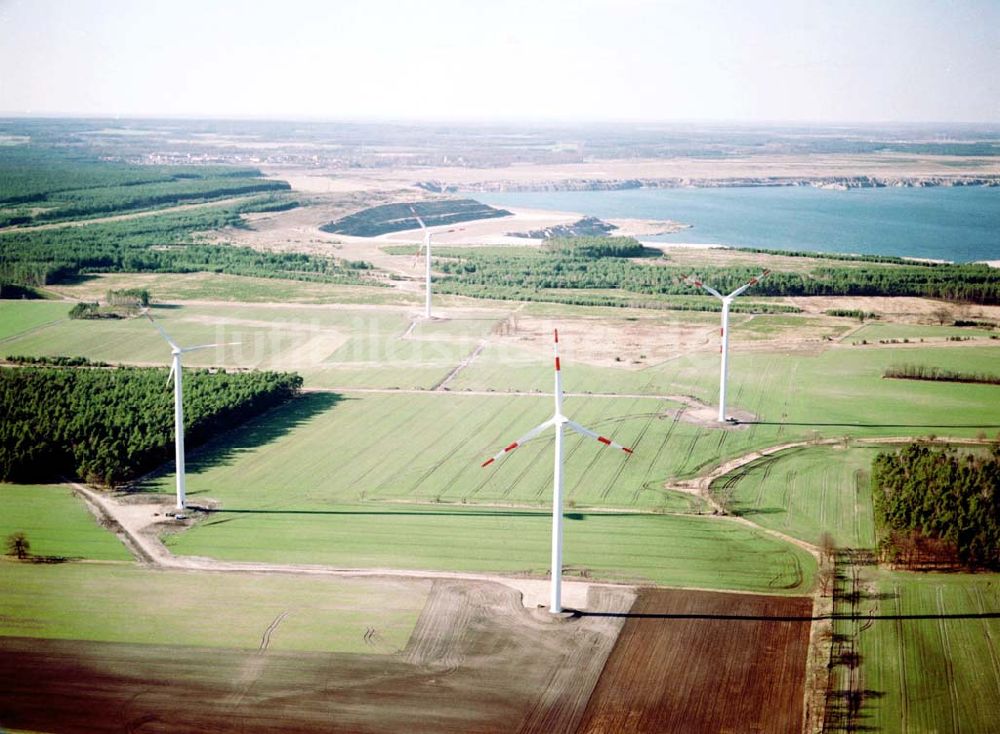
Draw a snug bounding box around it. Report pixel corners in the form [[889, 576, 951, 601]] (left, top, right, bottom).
[[477, 186, 1000, 263]]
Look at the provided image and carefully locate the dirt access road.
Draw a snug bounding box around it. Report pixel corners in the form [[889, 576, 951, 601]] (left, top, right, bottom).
[[22, 406, 843, 734]]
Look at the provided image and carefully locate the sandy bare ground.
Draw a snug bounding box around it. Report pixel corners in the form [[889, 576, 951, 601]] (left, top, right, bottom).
[[264, 153, 1000, 193], [785, 295, 1000, 321], [368, 207, 687, 246], [502, 315, 716, 368]]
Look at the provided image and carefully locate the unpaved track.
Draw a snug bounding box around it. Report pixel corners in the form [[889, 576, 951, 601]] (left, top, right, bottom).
[[663, 435, 997, 559], [69, 481, 610, 611], [432, 338, 488, 390], [58, 434, 987, 733]]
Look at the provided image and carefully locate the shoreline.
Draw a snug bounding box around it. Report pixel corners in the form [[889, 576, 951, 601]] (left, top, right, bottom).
[[449, 175, 1000, 195], [465, 192, 996, 265]]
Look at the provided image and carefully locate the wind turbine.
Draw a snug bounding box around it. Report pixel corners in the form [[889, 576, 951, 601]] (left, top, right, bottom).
[[409, 206, 462, 320], [481, 329, 633, 613], [143, 310, 234, 511], [682, 270, 770, 423]]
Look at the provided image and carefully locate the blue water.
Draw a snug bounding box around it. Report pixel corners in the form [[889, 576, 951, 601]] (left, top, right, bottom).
[[477, 186, 1000, 263]]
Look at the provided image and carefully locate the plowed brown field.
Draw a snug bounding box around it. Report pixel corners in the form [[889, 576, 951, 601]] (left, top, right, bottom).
[[577, 588, 814, 734]]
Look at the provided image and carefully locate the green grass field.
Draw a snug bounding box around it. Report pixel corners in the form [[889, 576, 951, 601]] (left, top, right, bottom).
[[0, 301, 68, 341], [850, 322, 996, 341], [168, 504, 814, 593], [4, 298, 998, 605], [715, 445, 881, 548], [142, 391, 706, 511], [4, 300, 998, 442], [0, 562, 428, 653], [0, 484, 130, 561], [0, 301, 508, 388], [49, 272, 420, 306], [834, 570, 1000, 733], [708, 439, 1000, 733], [454, 341, 1000, 439]]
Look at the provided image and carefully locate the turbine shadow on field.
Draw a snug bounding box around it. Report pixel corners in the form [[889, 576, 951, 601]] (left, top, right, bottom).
[[201, 507, 593, 520], [50, 273, 96, 286], [189, 392, 346, 472], [576, 610, 1000, 622], [134, 392, 346, 493]]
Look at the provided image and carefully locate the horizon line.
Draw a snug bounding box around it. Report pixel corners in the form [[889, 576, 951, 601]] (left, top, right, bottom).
[[2, 112, 1000, 129]]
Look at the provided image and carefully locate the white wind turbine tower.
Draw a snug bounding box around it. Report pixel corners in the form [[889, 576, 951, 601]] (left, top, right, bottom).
[[143, 310, 235, 511], [409, 206, 435, 319], [481, 329, 633, 613], [682, 270, 770, 423], [409, 206, 462, 320]]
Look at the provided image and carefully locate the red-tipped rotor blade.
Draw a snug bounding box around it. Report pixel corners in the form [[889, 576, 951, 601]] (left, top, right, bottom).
[[565, 420, 633, 454], [480, 419, 554, 468]]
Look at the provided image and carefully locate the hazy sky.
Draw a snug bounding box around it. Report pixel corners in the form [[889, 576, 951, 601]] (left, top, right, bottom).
[[1, 0, 998, 123]]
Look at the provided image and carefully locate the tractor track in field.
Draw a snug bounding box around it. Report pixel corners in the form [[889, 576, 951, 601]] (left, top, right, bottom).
[[0, 318, 69, 344], [259, 611, 289, 652], [343, 394, 432, 497], [471, 398, 543, 500], [408, 388, 537, 499], [430, 338, 488, 391], [936, 587, 963, 734], [599, 401, 654, 502]]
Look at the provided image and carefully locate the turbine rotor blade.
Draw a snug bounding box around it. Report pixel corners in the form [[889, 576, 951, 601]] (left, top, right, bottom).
[[179, 341, 240, 354], [166, 363, 175, 387], [728, 269, 771, 298], [481, 419, 554, 467], [682, 274, 724, 300], [142, 309, 179, 349], [565, 420, 634, 454], [409, 205, 427, 230]]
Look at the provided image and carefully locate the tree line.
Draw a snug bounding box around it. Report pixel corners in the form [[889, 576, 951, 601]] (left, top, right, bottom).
[[428, 239, 1000, 305], [0, 203, 376, 290], [0, 145, 272, 211], [871, 443, 1000, 569], [883, 364, 1000, 386], [0, 364, 303, 486], [540, 235, 650, 258], [0, 176, 290, 227]]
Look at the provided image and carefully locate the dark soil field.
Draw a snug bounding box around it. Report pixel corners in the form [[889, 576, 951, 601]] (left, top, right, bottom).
[[0, 580, 632, 734], [576, 588, 814, 734]]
